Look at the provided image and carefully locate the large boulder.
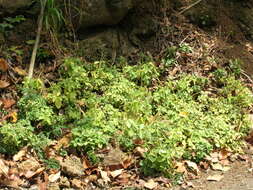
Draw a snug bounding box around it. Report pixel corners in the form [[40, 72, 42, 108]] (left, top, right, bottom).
[[68, 0, 133, 29], [0, 0, 34, 13]]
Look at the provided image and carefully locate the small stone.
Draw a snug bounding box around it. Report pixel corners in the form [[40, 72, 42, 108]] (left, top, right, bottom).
[[60, 155, 84, 177]]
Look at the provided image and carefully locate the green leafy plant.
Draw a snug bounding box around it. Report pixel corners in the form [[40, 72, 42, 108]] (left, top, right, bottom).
[[0, 15, 26, 33], [0, 56, 252, 179]]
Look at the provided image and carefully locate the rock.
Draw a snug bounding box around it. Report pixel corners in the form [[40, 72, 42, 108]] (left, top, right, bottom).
[[60, 155, 84, 177], [0, 0, 34, 13], [76, 28, 137, 61], [69, 0, 133, 29]]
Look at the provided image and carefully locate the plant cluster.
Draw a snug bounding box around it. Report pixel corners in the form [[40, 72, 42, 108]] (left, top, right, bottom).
[[0, 56, 252, 176], [0, 15, 26, 34]]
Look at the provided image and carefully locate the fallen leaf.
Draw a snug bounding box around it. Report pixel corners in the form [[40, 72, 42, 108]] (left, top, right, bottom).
[[0, 159, 9, 177], [100, 170, 110, 183], [110, 169, 123, 178], [122, 156, 133, 169], [0, 80, 10, 88], [220, 159, 230, 166], [238, 154, 248, 161], [144, 179, 158, 190], [85, 175, 97, 183], [13, 147, 27, 161], [134, 146, 147, 157], [19, 157, 41, 176], [199, 161, 209, 169], [175, 162, 186, 173], [0, 175, 24, 189], [211, 163, 224, 171], [133, 138, 144, 145], [116, 173, 130, 185], [2, 99, 16, 109], [207, 174, 224, 181], [14, 67, 27, 76], [185, 160, 199, 174], [10, 111, 18, 123], [154, 176, 171, 184], [181, 181, 195, 189], [82, 156, 91, 169], [0, 58, 8, 72], [209, 152, 219, 163], [54, 133, 72, 151], [218, 149, 230, 160], [71, 178, 84, 189], [48, 171, 61, 183]]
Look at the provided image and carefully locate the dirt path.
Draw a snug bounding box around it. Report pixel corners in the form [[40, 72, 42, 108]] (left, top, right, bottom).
[[171, 160, 253, 190]]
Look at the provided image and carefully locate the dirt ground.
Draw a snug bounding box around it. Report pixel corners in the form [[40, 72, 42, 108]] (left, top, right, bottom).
[[171, 156, 253, 190]]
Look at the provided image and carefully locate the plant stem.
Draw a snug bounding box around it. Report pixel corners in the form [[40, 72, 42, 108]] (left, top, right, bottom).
[[28, 0, 47, 79]]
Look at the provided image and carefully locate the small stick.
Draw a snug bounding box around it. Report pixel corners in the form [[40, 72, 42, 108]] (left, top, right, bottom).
[[178, 0, 203, 15], [28, 0, 47, 79]]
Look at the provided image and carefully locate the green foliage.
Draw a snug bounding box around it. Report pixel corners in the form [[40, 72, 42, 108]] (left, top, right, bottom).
[[44, 0, 64, 30], [229, 59, 242, 76], [0, 15, 26, 33], [0, 56, 252, 178], [44, 158, 60, 169]]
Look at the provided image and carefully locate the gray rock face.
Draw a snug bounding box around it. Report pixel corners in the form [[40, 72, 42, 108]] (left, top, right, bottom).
[[69, 0, 133, 29], [0, 0, 34, 13]]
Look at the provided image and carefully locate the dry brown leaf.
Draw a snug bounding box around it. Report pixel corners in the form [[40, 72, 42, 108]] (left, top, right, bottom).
[[238, 154, 248, 161], [10, 111, 18, 123], [100, 170, 110, 183], [116, 173, 130, 185], [199, 161, 209, 169], [220, 159, 230, 166], [19, 157, 41, 176], [82, 156, 91, 169], [14, 67, 27, 76], [0, 80, 10, 88], [0, 58, 8, 72], [110, 169, 123, 178], [0, 159, 9, 177], [37, 177, 47, 190], [85, 175, 97, 183], [144, 179, 158, 190], [48, 171, 61, 183], [207, 174, 224, 181], [2, 99, 16, 109], [0, 175, 24, 189], [209, 152, 219, 163], [181, 181, 195, 189], [185, 160, 199, 174], [54, 133, 72, 151], [25, 167, 44, 179], [134, 146, 147, 157], [122, 156, 133, 169], [211, 163, 224, 171], [13, 147, 27, 161], [218, 149, 230, 160], [71, 178, 84, 189], [175, 162, 186, 173]]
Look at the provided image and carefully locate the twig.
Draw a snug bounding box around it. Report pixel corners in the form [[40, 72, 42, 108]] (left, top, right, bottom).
[[242, 70, 253, 84], [28, 0, 47, 79], [178, 0, 203, 15]]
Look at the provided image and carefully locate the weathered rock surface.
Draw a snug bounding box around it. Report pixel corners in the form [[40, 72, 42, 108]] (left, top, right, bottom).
[[0, 0, 34, 13], [68, 0, 133, 29]]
